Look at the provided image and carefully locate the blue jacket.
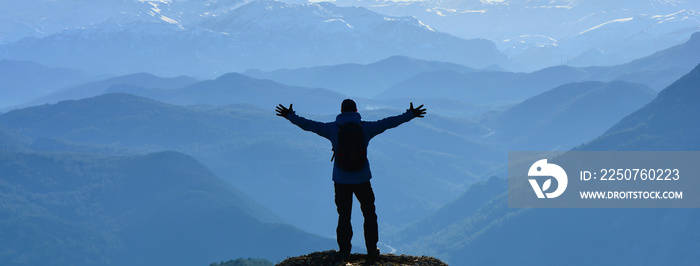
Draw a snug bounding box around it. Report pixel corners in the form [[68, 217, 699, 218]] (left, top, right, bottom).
[[286, 110, 415, 184]]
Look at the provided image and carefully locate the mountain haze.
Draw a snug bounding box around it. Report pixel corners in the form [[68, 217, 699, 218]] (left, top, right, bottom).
[[0, 60, 90, 109], [107, 73, 348, 115], [244, 56, 476, 98], [580, 62, 700, 151], [376, 65, 592, 106], [12, 73, 198, 110], [483, 81, 656, 151]]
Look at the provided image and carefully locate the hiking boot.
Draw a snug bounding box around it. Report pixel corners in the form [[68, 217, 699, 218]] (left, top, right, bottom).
[[367, 248, 380, 257]]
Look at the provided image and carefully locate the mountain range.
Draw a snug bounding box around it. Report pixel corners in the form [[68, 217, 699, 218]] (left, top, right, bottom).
[[107, 72, 349, 115], [0, 0, 510, 78], [5, 28, 697, 116], [2, 0, 699, 76], [244, 55, 477, 98], [323, 0, 700, 70], [0, 93, 505, 239], [0, 147, 334, 265], [394, 62, 700, 265], [0, 0, 245, 44], [245, 31, 700, 111]]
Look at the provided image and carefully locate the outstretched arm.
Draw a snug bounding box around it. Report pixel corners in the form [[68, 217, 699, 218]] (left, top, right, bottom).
[[276, 103, 333, 139], [363, 102, 426, 138]]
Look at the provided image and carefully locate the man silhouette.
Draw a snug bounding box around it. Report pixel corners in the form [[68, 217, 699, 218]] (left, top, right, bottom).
[[275, 99, 426, 259]]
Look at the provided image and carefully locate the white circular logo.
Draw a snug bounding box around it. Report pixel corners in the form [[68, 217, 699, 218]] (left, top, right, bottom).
[[527, 159, 568, 198]]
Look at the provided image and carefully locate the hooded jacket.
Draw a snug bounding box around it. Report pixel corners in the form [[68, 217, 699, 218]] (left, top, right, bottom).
[[286, 110, 414, 184]]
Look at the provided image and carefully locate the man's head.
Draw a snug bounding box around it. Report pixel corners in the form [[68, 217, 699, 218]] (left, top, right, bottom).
[[341, 99, 357, 113]]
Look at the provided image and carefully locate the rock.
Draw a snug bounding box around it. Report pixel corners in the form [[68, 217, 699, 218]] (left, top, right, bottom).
[[276, 250, 448, 266]]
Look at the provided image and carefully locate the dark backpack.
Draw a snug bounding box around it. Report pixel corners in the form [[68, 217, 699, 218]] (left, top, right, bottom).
[[332, 122, 366, 172]]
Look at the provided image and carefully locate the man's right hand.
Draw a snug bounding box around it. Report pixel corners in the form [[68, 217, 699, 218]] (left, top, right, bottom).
[[276, 104, 293, 117]]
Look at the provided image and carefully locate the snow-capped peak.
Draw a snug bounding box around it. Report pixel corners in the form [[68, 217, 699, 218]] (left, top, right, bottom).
[[144, 1, 185, 29], [577, 17, 634, 35]]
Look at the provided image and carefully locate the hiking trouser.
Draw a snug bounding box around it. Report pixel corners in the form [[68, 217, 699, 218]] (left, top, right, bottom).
[[334, 181, 378, 254]]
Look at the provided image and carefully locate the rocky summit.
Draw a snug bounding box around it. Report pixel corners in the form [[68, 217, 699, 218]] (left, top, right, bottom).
[[276, 250, 448, 266]]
